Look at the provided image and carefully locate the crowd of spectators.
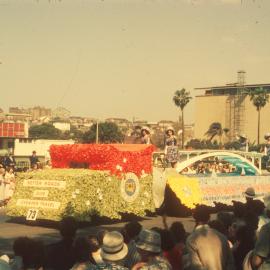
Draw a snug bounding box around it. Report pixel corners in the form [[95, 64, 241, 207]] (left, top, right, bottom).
[[0, 187, 270, 270], [180, 159, 238, 175]]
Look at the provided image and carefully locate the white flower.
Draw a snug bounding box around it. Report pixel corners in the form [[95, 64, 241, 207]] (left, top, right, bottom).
[[123, 158, 127, 163], [98, 194, 103, 200], [85, 200, 90, 206], [72, 193, 76, 199], [144, 191, 149, 197], [141, 201, 145, 206], [96, 188, 101, 194], [119, 166, 123, 171], [116, 165, 121, 170], [75, 189, 80, 194], [107, 177, 112, 182]]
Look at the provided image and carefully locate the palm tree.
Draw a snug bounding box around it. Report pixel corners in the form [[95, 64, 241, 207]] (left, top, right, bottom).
[[205, 122, 223, 143], [249, 87, 269, 144], [173, 88, 192, 149]]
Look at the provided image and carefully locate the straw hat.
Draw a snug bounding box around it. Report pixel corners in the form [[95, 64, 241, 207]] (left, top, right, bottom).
[[165, 126, 175, 135], [100, 231, 128, 262], [136, 229, 161, 253], [243, 187, 256, 198], [239, 134, 247, 140]]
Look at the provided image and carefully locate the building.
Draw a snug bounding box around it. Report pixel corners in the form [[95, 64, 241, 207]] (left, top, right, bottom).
[[53, 121, 71, 132], [194, 71, 270, 143], [0, 121, 29, 152], [52, 107, 71, 119]]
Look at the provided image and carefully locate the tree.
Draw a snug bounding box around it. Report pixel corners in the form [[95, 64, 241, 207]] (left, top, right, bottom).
[[29, 123, 62, 139], [249, 87, 269, 144], [173, 88, 192, 149], [83, 122, 124, 143]]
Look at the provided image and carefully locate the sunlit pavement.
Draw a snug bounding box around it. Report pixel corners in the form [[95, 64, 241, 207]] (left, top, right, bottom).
[[0, 209, 195, 256]]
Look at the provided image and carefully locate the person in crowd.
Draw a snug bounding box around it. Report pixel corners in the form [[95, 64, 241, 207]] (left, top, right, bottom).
[[169, 221, 187, 245], [217, 212, 234, 239], [0, 167, 5, 202], [141, 127, 151, 145], [29, 151, 40, 170], [70, 237, 93, 270], [0, 255, 11, 270], [4, 167, 15, 200], [88, 235, 103, 265], [185, 205, 235, 270], [232, 221, 255, 270], [159, 229, 182, 270], [2, 153, 16, 169], [132, 229, 172, 270], [257, 201, 270, 235], [22, 238, 45, 270], [45, 216, 77, 270], [97, 230, 108, 246], [123, 221, 142, 269], [237, 134, 249, 152], [263, 133, 270, 169], [251, 221, 270, 269], [242, 187, 264, 217], [164, 127, 178, 168], [10, 237, 30, 270], [92, 231, 128, 270]]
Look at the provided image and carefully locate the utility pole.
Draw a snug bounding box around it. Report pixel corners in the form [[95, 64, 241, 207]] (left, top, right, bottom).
[[96, 120, 99, 144]]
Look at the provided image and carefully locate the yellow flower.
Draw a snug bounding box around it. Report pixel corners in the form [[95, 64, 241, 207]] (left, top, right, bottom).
[[167, 174, 202, 209]]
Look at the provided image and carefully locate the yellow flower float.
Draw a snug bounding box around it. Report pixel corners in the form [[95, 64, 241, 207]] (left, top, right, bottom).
[[167, 172, 202, 209]]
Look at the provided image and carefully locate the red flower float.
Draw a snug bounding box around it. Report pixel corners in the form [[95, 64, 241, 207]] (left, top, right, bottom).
[[50, 144, 156, 177]]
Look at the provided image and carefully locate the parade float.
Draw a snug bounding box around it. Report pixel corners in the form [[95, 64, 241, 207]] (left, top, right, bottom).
[[6, 144, 270, 221]]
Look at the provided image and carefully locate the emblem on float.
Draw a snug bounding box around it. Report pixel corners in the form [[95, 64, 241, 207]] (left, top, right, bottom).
[[120, 172, 140, 202]]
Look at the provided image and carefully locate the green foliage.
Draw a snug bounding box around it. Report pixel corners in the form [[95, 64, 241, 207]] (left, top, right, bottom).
[[29, 123, 62, 139], [173, 88, 192, 111], [186, 139, 220, 150], [249, 87, 269, 111], [7, 169, 155, 221], [205, 122, 223, 141], [83, 122, 124, 143]]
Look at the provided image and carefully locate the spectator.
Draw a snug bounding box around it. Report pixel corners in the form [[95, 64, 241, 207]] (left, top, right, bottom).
[[160, 229, 182, 270], [97, 230, 108, 246], [251, 221, 270, 269], [92, 231, 128, 269], [22, 239, 45, 270], [132, 229, 172, 270], [2, 153, 15, 169], [257, 202, 270, 234], [45, 217, 77, 270], [232, 223, 255, 270], [10, 237, 30, 270], [0, 255, 11, 270], [88, 235, 103, 265], [29, 151, 40, 170], [0, 167, 5, 202], [123, 222, 142, 269], [71, 237, 93, 270], [169, 221, 186, 244], [185, 205, 235, 270]]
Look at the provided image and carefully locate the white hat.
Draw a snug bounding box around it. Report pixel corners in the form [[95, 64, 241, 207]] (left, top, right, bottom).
[[165, 126, 175, 134], [141, 126, 150, 134], [243, 187, 256, 198], [265, 133, 270, 140], [136, 229, 161, 253], [239, 134, 247, 139], [0, 255, 11, 270], [100, 231, 128, 262]]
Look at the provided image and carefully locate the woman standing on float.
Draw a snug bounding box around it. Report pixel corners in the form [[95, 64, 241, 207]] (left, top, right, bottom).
[[164, 127, 178, 168], [141, 126, 151, 144]]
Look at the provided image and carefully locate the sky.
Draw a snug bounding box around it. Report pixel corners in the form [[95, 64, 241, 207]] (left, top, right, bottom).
[[0, 0, 270, 123]]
